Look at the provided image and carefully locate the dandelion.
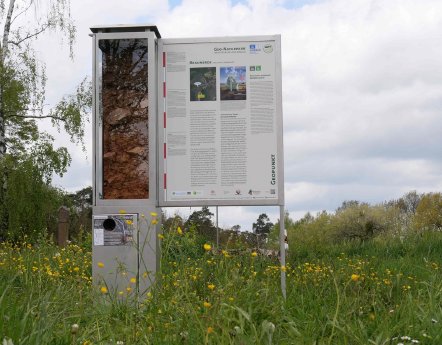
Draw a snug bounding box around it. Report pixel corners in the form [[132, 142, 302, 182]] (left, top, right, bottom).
[[281, 265, 287, 272], [351, 274, 360, 282], [204, 243, 212, 251], [126, 287, 132, 293], [177, 226, 183, 235], [150, 211, 158, 217], [97, 262, 104, 268], [251, 251, 258, 257], [207, 283, 215, 290], [151, 219, 158, 225], [158, 234, 164, 239], [100, 286, 108, 294], [203, 301, 211, 308], [125, 220, 133, 225], [119, 209, 127, 214], [207, 326, 214, 334], [130, 277, 136, 284]]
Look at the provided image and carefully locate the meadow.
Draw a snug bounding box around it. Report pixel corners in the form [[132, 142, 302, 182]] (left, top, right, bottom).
[[1, 227, 441, 345]]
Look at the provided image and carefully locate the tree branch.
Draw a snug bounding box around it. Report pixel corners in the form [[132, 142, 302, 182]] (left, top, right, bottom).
[[5, 113, 65, 121], [8, 24, 49, 47], [10, 0, 33, 25]]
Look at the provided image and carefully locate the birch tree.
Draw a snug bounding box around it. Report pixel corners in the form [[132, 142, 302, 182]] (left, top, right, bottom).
[[0, 0, 90, 237]]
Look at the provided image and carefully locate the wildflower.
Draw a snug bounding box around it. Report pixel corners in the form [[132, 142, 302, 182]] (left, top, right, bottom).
[[207, 283, 215, 290], [204, 243, 212, 251], [251, 251, 258, 257], [143, 271, 149, 278], [126, 220, 133, 225], [203, 301, 211, 308], [150, 211, 158, 217], [71, 323, 79, 334], [126, 287, 132, 293], [118, 291, 124, 295], [158, 234, 164, 239], [97, 262, 104, 268], [177, 226, 183, 235], [151, 219, 158, 225], [228, 297, 234, 302], [100, 286, 108, 294], [130, 277, 136, 284], [119, 209, 127, 214], [281, 265, 287, 272], [73, 267, 80, 272], [207, 327, 214, 334], [351, 274, 360, 282]]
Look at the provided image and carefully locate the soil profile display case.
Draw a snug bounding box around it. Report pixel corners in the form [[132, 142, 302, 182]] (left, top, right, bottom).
[[99, 38, 149, 199]]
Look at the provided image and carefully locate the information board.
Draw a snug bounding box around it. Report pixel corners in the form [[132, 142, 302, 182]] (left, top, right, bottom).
[[158, 36, 284, 206]]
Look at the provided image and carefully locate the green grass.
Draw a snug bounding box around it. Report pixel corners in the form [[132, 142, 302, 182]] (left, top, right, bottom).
[[1, 231, 442, 344]]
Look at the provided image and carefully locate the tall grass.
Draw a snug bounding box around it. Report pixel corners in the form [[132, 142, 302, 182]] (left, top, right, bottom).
[[1, 230, 441, 344]]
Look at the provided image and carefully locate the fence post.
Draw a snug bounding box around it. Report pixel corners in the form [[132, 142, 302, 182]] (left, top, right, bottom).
[[57, 206, 69, 247]]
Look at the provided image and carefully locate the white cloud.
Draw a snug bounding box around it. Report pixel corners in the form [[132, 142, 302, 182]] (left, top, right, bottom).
[[30, 0, 442, 229]]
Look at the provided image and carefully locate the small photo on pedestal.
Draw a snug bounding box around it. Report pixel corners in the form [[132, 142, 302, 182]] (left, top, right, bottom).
[[220, 66, 247, 101], [190, 67, 217, 101]]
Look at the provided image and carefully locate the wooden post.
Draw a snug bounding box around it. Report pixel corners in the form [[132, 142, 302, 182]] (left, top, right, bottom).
[[57, 206, 69, 247]]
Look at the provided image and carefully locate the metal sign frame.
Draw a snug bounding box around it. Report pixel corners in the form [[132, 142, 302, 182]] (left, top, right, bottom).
[[93, 31, 158, 207], [157, 35, 284, 207]]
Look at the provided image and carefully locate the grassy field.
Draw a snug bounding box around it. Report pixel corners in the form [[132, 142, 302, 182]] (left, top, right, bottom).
[[1, 229, 441, 344]]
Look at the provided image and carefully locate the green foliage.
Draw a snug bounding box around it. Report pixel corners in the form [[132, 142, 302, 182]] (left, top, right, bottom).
[[184, 206, 217, 243], [252, 213, 274, 236], [1, 224, 442, 344], [0, 156, 65, 242], [413, 192, 442, 232]]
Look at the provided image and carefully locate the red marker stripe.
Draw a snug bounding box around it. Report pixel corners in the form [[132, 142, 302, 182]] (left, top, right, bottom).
[[163, 143, 167, 159], [164, 173, 167, 189], [163, 82, 166, 97], [163, 52, 166, 68], [163, 111, 166, 128]]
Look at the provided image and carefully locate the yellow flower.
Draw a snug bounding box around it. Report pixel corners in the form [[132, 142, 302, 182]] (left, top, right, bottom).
[[251, 251, 258, 257], [130, 277, 136, 284], [207, 326, 214, 334], [97, 262, 104, 268], [100, 286, 108, 294], [158, 234, 164, 239], [228, 297, 234, 302], [207, 283, 215, 290], [142, 271, 149, 278], [281, 265, 287, 272], [119, 209, 126, 214], [203, 243, 212, 251], [126, 287, 132, 293], [73, 267, 80, 272], [150, 211, 158, 217], [151, 219, 158, 225], [126, 220, 133, 225], [351, 274, 360, 282], [177, 227, 183, 235], [203, 301, 211, 308], [118, 291, 124, 295]]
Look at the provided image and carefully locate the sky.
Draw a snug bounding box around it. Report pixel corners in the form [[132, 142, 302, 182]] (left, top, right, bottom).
[[29, 0, 442, 231]]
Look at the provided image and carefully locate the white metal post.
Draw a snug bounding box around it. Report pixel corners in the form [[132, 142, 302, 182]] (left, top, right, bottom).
[[279, 205, 286, 299]]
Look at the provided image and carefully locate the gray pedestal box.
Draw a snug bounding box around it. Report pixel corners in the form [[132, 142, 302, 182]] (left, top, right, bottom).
[[90, 25, 161, 295]]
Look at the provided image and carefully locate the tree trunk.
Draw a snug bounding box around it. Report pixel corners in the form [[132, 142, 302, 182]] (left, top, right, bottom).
[[0, 0, 16, 238]]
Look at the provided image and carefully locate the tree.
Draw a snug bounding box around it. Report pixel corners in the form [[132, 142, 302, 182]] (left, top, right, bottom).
[[184, 206, 216, 242], [413, 193, 442, 232], [252, 213, 273, 237], [0, 0, 91, 237]]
